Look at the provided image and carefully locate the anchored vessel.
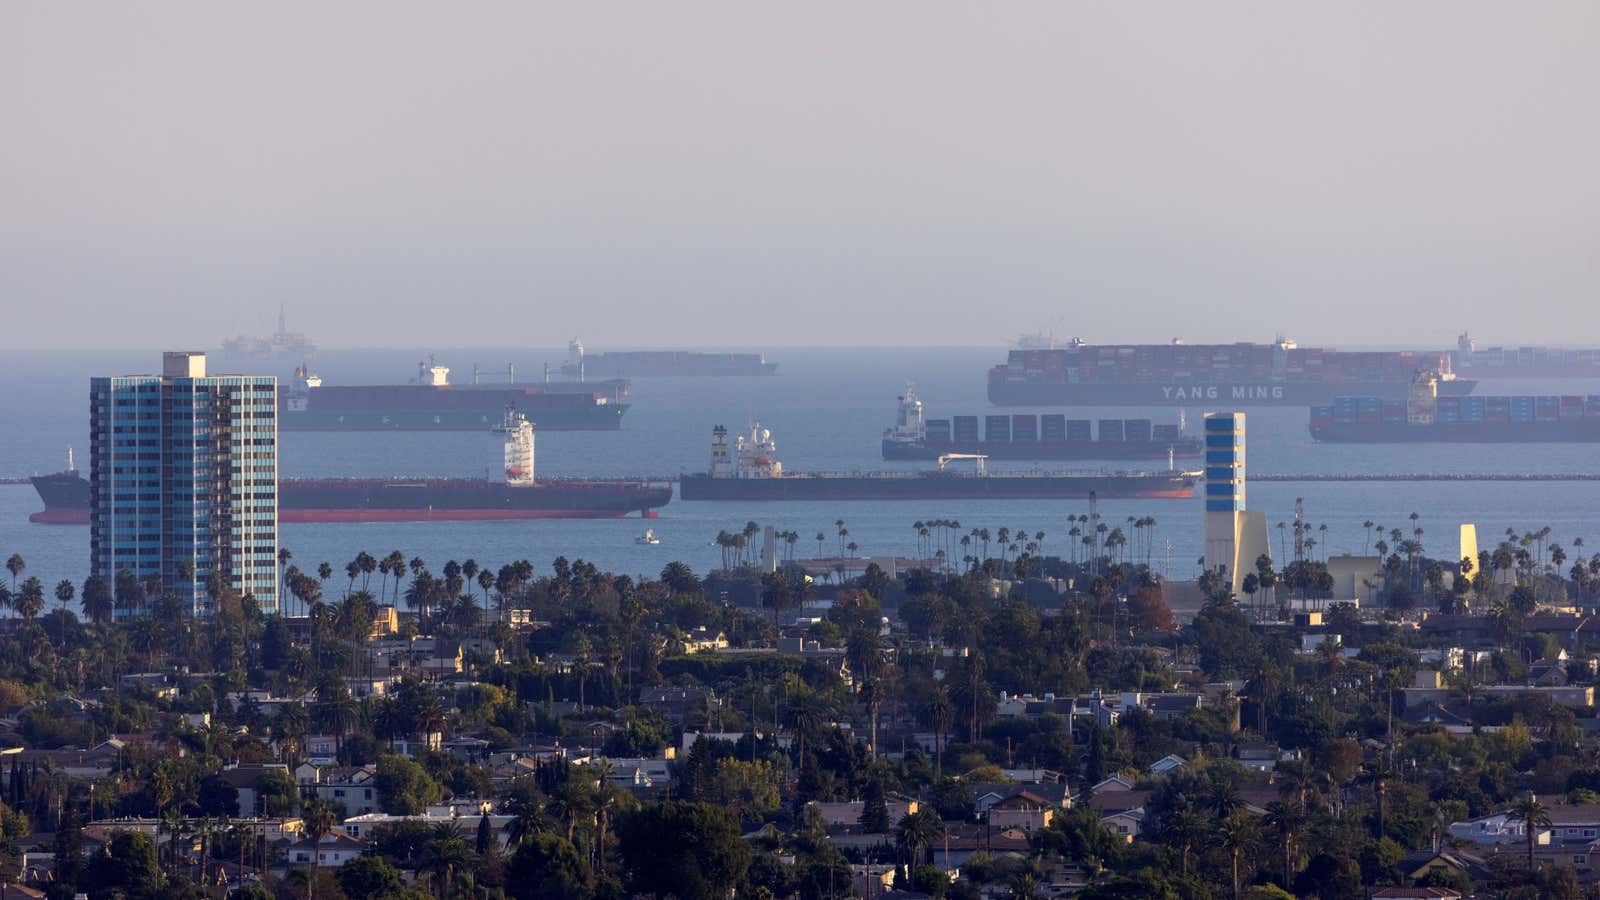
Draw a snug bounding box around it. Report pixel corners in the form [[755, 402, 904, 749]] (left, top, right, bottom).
[[882, 385, 1200, 461], [680, 424, 1196, 501], [28, 419, 670, 524], [279, 361, 628, 431], [1450, 332, 1600, 379], [988, 337, 1475, 407], [560, 338, 777, 378], [1311, 374, 1600, 444], [218, 304, 317, 360]]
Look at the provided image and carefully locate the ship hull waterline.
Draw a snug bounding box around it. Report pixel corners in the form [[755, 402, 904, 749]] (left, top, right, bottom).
[[882, 439, 1200, 462], [679, 474, 1194, 501]]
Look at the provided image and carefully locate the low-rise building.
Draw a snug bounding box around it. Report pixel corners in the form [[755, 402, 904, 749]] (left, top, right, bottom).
[[286, 829, 369, 868]]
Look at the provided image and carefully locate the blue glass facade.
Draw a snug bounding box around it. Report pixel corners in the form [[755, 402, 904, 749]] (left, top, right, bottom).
[[89, 355, 278, 616], [1202, 413, 1244, 513]]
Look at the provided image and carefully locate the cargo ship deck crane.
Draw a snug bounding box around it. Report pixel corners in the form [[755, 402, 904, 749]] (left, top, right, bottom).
[[936, 453, 987, 475]]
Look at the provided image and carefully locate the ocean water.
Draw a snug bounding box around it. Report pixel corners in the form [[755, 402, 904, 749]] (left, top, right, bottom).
[[2, 346, 1599, 598]]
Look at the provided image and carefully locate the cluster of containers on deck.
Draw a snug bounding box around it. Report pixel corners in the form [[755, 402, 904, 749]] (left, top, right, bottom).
[[1313, 395, 1600, 427], [999, 343, 1454, 384], [928, 415, 1182, 444]]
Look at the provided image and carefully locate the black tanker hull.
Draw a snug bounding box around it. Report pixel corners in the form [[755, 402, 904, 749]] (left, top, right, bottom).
[[678, 473, 1194, 501], [882, 438, 1201, 461], [988, 379, 1477, 407]]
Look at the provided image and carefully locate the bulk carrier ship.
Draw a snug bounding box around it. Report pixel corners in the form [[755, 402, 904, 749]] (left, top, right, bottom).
[[881, 385, 1201, 461], [1311, 374, 1600, 444], [680, 424, 1196, 501], [281, 361, 628, 431], [28, 416, 671, 524], [560, 338, 778, 377], [988, 337, 1475, 407]]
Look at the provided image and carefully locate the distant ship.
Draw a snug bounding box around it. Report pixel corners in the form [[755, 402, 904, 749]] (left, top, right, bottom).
[[1449, 332, 1600, 379], [1311, 374, 1600, 444], [280, 359, 628, 431], [679, 423, 1196, 501], [988, 337, 1476, 406], [219, 304, 317, 360], [560, 338, 778, 378], [882, 385, 1201, 461], [28, 415, 670, 524]]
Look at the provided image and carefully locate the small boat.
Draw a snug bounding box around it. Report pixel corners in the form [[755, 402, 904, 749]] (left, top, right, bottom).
[[635, 529, 660, 545]]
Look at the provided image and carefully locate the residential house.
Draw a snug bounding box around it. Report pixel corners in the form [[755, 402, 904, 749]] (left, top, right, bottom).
[[216, 763, 291, 817], [987, 791, 1056, 831], [341, 812, 516, 849], [971, 783, 1070, 817], [1148, 754, 1187, 776], [1102, 809, 1145, 842], [682, 628, 730, 654], [808, 796, 918, 828], [1368, 889, 1463, 900], [301, 765, 380, 817], [286, 829, 369, 868]]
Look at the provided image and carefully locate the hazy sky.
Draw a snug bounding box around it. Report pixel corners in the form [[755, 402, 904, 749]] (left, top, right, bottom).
[[5, 2, 1598, 349]]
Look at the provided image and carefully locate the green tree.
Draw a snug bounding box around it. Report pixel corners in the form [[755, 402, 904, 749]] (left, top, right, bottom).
[[376, 753, 445, 814], [337, 854, 407, 899], [507, 832, 593, 900], [615, 801, 750, 900], [85, 831, 163, 899]]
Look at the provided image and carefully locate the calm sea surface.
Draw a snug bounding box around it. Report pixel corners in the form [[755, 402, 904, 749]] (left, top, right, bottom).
[[2, 346, 1598, 599]]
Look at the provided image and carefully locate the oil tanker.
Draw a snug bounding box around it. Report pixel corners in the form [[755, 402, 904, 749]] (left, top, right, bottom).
[[680, 424, 1196, 501], [560, 339, 777, 377], [28, 417, 670, 524], [882, 386, 1200, 461], [988, 337, 1475, 407], [1311, 378, 1600, 444], [281, 361, 628, 431]]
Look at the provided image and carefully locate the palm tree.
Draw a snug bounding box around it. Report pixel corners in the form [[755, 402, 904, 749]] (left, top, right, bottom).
[[925, 688, 953, 777], [895, 808, 944, 878], [1166, 806, 1205, 876], [1507, 792, 1552, 870], [1263, 800, 1303, 889], [1213, 812, 1259, 900], [423, 823, 472, 900], [5, 553, 24, 594]]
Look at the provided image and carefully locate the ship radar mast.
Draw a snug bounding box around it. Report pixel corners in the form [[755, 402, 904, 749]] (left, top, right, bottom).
[[498, 409, 536, 486]]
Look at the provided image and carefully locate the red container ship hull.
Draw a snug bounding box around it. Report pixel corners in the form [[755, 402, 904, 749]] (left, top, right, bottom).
[[28, 473, 669, 524]]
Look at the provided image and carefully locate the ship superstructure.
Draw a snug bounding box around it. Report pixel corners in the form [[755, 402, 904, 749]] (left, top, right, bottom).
[[882, 385, 1200, 461]]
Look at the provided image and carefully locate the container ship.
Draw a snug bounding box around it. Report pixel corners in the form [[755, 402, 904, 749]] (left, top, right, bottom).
[[881, 385, 1201, 461], [28, 417, 670, 524], [560, 339, 778, 378], [1449, 332, 1600, 379], [680, 424, 1196, 501], [988, 337, 1476, 406], [1311, 376, 1600, 444], [281, 361, 628, 431]]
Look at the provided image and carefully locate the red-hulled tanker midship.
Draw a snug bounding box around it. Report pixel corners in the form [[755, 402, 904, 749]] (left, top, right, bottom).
[[29, 415, 670, 524]]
